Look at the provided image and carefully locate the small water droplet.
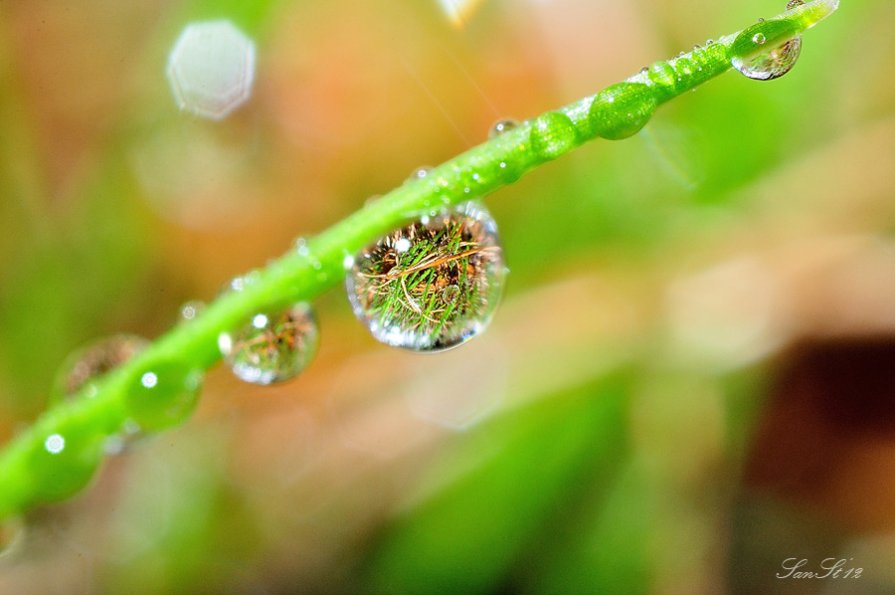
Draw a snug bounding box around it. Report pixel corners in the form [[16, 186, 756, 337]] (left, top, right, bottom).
[[639, 66, 648, 74], [346, 201, 506, 352], [731, 20, 802, 81], [179, 300, 205, 322], [294, 237, 311, 257], [225, 269, 261, 294], [218, 303, 319, 385], [343, 254, 355, 270], [51, 335, 149, 403], [589, 82, 657, 140], [645, 61, 678, 99], [125, 361, 203, 431], [408, 166, 433, 181], [488, 118, 519, 139], [676, 56, 694, 77], [786, 0, 804, 8], [530, 112, 578, 159], [706, 39, 714, 46], [758, 17, 765, 23]]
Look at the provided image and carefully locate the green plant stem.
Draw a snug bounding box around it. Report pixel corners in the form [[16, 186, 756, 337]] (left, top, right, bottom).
[[0, 0, 838, 520]]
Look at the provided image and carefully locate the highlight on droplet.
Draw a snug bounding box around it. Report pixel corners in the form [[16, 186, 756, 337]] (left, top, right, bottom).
[[166, 20, 256, 120]]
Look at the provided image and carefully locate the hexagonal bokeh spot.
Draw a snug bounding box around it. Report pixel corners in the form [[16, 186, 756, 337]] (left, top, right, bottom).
[[166, 20, 256, 120]]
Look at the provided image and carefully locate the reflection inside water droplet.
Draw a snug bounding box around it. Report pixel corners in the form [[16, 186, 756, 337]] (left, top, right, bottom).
[[218, 303, 319, 385], [51, 335, 149, 403], [731, 20, 802, 81], [345, 201, 506, 352]]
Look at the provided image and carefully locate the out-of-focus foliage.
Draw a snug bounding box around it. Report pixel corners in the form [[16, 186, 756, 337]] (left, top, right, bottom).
[[2, 0, 895, 593]]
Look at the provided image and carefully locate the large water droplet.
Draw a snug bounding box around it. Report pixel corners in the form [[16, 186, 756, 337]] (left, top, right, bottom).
[[346, 201, 506, 352], [218, 303, 320, 385], [51, 335, 149, 404], [589, 82, 657, 140], [530, 112, 578, 160], [731, 20, 802, 81], [124, 361, 203, 432], [488, 118, 519, 139]]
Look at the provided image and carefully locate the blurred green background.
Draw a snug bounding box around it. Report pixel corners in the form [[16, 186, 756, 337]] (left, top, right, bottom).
[[2, 0, 895, 593]]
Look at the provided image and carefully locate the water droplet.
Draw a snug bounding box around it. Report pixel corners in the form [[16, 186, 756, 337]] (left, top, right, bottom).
[[294, 237, 311, 256], [786, 0, 804, 8], [731, 20, 802, 81], [224, 269, 261, 294], [645, 61, 678, 100], [22, 417, 105, 504], [179, 300, 205, 322], [530, 112, 578, 160], [166, 20, 256, 120], [442, 285, 460, 301], [589, 82, 657, 140], [675, 56, 694, 78], [218, 303, 319, 385], [408, 166, 433, 181], [346, 201, 506, 352], [706, 39, 714, 46], [342, 253, 356, 270], [488, 118, 519, 139], [51, 335, 149, 403], [0, 518, 25, 557], [124, 361, 203, 431]]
